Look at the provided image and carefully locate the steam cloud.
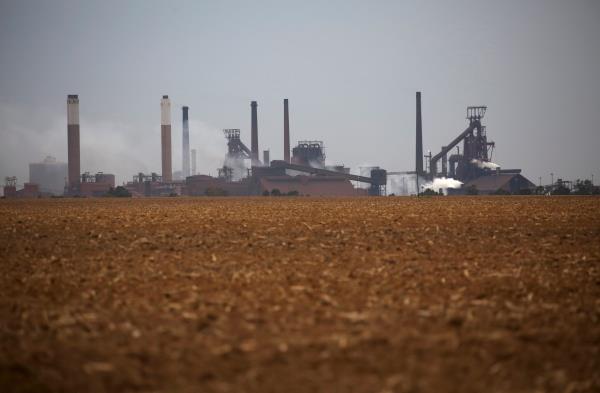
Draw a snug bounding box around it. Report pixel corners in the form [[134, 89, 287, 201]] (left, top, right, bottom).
[[421, 177, 463, 195], [425, 177, 463, 189], [471, 159, 500, 170]]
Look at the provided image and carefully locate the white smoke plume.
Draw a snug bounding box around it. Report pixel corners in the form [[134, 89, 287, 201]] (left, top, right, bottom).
[[422, 177, 463, 195], [223, 155, 248, 181], [471, 159, 500, 170]]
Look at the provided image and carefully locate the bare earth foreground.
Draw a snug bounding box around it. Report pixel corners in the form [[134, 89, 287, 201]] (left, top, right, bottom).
[[0, 197, 599, 393]]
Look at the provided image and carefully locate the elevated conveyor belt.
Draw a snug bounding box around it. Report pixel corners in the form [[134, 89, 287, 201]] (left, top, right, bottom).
[[269, 160, 378, 184]]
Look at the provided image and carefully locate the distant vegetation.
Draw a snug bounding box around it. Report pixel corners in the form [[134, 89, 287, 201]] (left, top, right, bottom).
[[551, 184, 571, 196], [419, 188, 442, 196], [263, 189, 300, 196], [573, 179, 600, 195], [205, 187, 229, 196], [465, 185, 479, 195], [105, 186, 132, 198]]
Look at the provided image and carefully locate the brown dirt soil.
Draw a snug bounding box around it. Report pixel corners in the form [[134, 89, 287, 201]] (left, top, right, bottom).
[[0, 196, 599, 393]]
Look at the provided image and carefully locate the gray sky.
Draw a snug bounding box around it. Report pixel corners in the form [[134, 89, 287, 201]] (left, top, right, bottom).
[[1, 0, 599, 187]]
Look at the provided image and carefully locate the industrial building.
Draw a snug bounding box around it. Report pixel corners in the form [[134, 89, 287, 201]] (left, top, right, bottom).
[[3, 177, 40, 198], [5, 92, 536, 198], [187, 98, 384, 196], [79, 172, 116, 197], [462, 174, 535, 195], [413, 92, 534, 194], [121, 96, 386, 197], [29, 156, 67, 195], [120, 92, 535, 197]]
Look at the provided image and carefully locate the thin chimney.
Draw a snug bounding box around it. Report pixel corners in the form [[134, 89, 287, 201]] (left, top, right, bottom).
[[251, 101, 259, 165], [416, 92, 423, 176], [182, 106, 190, 178], [284, 98, 290, 163]]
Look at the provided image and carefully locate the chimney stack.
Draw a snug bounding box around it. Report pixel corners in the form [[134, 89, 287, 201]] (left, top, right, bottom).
[[67, 95, 80, 193], [263, 150, 270, 166], [284, 98, 290, 163], [416, 92, 423, 176], [161, 95, 172, 182], [191, 149, 197, 176], [182, 106, 190, 178], [251, 101, 259, 165]]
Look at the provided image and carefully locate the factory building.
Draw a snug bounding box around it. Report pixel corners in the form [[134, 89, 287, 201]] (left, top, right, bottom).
[[257, 176, 363, 196], [3, 177, 40, 198], [124, 173, 182, 197], [462, 174, 535, 195], [186, 175, 251, 196], [127, 97, 378, 197], [29, 156, 67, 195], [415, 92, 534, 194], [79, 172, 115, 197], [44, 91, 534, 198]]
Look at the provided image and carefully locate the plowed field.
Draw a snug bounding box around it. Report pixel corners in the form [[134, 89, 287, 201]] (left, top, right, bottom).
[[1, 197, 599, 393]]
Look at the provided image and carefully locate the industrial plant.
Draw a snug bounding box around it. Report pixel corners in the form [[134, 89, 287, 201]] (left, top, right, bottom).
[[4, 92, 538, 198]]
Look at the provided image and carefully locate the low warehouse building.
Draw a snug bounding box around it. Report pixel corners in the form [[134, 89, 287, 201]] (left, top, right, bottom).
[[258, 175, 365, 196], [462, 174, 535, 194]]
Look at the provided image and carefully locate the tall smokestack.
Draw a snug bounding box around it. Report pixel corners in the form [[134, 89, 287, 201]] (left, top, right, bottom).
[[161, 95, 172, 182], [191, 149, 197, 175], [182, 106, 190, 178], [263, 150, 270, 166], [284, 98, 290, 163], [251, 101, 259, 165], [416, 92, 423, 175], [67, 95, 80, 193]]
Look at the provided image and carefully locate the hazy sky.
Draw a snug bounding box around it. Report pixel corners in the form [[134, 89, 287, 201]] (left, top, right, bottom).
[[1, 0, 599, 188]]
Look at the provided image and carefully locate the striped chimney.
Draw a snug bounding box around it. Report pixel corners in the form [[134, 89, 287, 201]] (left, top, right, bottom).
[[67, 95, 80, 193], [161, 95, 172, 182]]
